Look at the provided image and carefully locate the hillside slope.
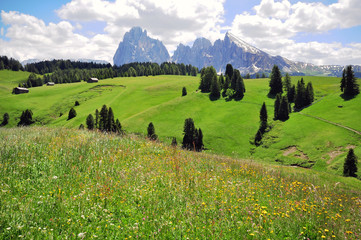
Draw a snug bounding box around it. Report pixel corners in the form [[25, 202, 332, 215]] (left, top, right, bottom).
[[0, 71, 360, 176], [0, 127, 360, 239]]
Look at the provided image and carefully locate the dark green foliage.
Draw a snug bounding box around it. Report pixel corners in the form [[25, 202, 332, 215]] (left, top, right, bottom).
[[23, 73, 43, 88], [114, 119, 122, 134], [79, 124, 84, 130], [245, 73, 250, 79], [190, 67, 198, 76], [225, 64, 233, 80], [1, 113, 9, 126], [86, 114, 95, 130], [182, 87, 187, 96], [269, 65, 283, 96], [75, 101, 80, 106], [305, 82, 314, 105], [255, 73, 260, 79], [68, 108, 77, 120], [18, 109, 34, 126], [340, 65, 359, 97], [0, 56, 23, 71], [199, 66, 217, 92], [278, 96, 290, 121], [343, 149, 358, 177], [274, 94, 281, 120], [294, 78, 314, 110], [210, 75, 221, 100], [0, 61, 4, 70], [287, 84, 296, 103], [222, 75, 231, 97], [182, 118, 203, 151], [171, 137, 177, 147], [259, 102, 268, 132], [95, 109, 99, 129], [231, 69, 245, 100], [254, 129, 263, 146], [107, 107, 115, 132], [262, 73, 266, 78], [283, 73, 291, 92], [147, 122, 158, 140], [99, 105, 108, 131], [219, 74, 225, 89]]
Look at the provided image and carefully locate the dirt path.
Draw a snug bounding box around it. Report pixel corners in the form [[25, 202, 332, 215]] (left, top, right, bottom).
[[298, 112, 361, 136]]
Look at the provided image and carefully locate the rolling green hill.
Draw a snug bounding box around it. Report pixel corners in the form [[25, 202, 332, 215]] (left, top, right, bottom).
[[0, 70, 360, 176]]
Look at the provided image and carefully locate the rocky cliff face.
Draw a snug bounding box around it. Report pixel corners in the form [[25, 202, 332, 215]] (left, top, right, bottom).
[[113, 27, 170, 66]]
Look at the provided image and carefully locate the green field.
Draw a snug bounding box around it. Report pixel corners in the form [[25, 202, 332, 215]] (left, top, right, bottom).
[[0, 70, 360, 176], [1, 127, 360, 239]]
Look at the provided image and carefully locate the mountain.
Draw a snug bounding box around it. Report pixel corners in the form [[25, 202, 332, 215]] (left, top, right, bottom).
[[113, 27, 170, 66]]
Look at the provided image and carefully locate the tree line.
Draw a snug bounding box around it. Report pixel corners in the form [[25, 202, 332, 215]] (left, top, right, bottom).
[[0, 56, 23, 71]]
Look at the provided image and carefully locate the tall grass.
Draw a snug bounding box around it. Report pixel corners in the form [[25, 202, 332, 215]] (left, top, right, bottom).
[[1, 127, 360, 239]]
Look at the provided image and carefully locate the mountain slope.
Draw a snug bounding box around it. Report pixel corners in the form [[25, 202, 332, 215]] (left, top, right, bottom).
[[113, 27, 170, 66]]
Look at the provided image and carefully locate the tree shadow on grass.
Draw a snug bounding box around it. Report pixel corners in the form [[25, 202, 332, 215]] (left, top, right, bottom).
[[340, 93, 358, 101]]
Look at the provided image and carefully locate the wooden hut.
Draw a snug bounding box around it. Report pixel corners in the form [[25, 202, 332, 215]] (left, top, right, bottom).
[[87, 77, 99, 83], [14, 87, 29, 94]]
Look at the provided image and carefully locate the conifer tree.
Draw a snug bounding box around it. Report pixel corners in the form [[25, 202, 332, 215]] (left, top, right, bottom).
[[199, 66, 216, 92], [182, 87, 187, 96], [171, 137, 177, 147], [259, 102, 268, 133], [278, 95, 290, 121], [225, 64, 233, 80], [1, 113, 9, 126], [341, 65, 359, 96], [195, 128, 204, 152], [269, 65, 283, 96], [294, 78, 306, 110], [210, 75, 221, 100], [287, 84, 296, 103], [99, 105, 108, 131], [18, 109, 34, 126], [68, 108, 77, 120], [86, 114, 95, 130], [219, 74, 225, 89], [147, 122, 158, 140], [274, 93, 281, 120], [343, 149, 358, 177], [222, 75, 230, 96], [115, 119, 122, 134], [107, 107, 115, 132], [95, 109, 99, 129], [182, 118, 196, 150], [283, 73, 291, 92], [254, 129, 263, 146], [305, 82, 314, 105]]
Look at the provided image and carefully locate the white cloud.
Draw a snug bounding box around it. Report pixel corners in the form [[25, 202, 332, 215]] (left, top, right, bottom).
[[230, 0, 361, 65]]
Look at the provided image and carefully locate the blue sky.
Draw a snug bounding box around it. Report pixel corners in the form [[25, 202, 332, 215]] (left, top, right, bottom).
[[1, 0, 361, 65]]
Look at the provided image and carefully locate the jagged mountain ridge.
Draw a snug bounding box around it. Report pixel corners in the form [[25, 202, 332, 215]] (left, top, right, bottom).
[[113, 27, 357, 76], [113, 27, 170, 66]]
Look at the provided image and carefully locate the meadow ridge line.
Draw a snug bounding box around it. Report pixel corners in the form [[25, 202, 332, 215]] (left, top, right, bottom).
[[298, 112, 361, 136]]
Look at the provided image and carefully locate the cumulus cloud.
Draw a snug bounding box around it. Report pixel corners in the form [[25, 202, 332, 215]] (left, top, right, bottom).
[[231, 0, 361, 65]]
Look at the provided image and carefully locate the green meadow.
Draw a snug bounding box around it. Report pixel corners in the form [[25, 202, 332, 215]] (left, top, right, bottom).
[[0, 70, 360, 176], [0, 127, 360, 239]]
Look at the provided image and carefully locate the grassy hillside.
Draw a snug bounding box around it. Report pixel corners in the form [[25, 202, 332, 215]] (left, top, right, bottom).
[[0, 70, 360, 176], [1, 127, 360, 239]]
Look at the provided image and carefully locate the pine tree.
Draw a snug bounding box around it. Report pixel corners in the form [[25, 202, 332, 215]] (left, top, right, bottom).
[[222, 75, 230, 96], [171, 137, 177, 147], [182, 87, 187, 96], [294, 79, 306, 110], [278, 95, 290, 121], [199, 66, 216, 92], [195, 128, 204, 152], [68, 108, 77, 120], [305, 82, 314, 106], [1, 113, 9, 126], [341, 65, 360, 96], [259, 102, 268, 133], [274, 93, 281, 120], [210, 75, 221, 100], [269, 65, 283, 96], [18, 109, 34, 126], [95, 109, 99, 129], [115, 119, 122, 134], [107, 107, 115, 132], [182, 118, 196, 150], [283, 73, 291, 92], [147, 122, 158, 140], [343, 149, 358, 177], [86, 114, 95, 130], [99, 105, 108, 131], [254, 129, 263, 146], [225, 64, 233, 80], [287, 84, 296, 103], [219, 74, 225, 89]]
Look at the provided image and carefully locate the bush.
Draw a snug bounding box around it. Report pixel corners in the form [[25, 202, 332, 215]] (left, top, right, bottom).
[[68, 108, 77, 120]]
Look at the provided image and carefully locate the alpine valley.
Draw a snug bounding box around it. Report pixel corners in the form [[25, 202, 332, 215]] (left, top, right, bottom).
[[113, 27, 361, 77]]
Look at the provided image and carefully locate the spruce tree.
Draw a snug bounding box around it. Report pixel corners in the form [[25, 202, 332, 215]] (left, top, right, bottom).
[[222, 75, 230, 96], [254, 129, 263, 146], [268, 65, 283, 96], [86, 114, 95, 130], [210, 75, 221, 100], [18, 109, 34, 126], [99, 105, 108, 131], [182, 87, 187, 96], [225, 64, 233, 80], [343, 149, 358, 177], [147, 122, 158, 140], [115, 119, 122, 134], [341, 65, 359, 96], [278, 95, 290, 121], [95, 109, 99, 129], [219, 74, 225, 89], [195, 128, 204, 152], [305, 82, 314, 106], [274, 94, 281, 120], [259, 102, 268, 133], [287, 84, 296, 103], [171, 137, 177, 147], [199, 66, 216, 92], [107, 107, 115, 132], [68, 108, 77, 120], [182, 118, 196, 150], [294, 79, 306, 110], [283, 73, 291, 92], [1, 113, 9, 126]]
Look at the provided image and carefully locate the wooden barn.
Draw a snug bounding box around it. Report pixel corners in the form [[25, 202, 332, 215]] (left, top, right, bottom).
[[47, 82, 55, 86], [14, 87, 29, 94], [87, 77, 99, 83]]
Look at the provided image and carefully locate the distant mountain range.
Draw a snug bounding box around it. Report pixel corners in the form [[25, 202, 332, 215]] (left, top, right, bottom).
[[114, 27, 361, 77]]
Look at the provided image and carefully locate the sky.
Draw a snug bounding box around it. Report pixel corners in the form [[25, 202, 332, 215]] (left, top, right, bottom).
[[1, 0, 361, 66]]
